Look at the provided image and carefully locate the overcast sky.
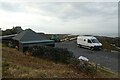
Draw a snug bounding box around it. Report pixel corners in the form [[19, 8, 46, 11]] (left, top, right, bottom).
[[0, 1, 118, 37]]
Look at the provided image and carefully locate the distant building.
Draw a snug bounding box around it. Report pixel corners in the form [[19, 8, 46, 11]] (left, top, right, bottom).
[[12, 29, 54, 52]]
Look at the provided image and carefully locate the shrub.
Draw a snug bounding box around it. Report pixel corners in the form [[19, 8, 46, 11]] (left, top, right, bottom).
[[69, 57, 80, 65], [27, 46, 74, 64], [77, 60, 97, 75], [27, 45, 97, 75], [27, 46, 45, 57]]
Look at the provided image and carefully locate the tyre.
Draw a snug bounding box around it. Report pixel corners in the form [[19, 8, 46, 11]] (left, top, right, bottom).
[[77, 44, 82, 48], [79, 44, 82, 48], [90, 47, 94, 50]]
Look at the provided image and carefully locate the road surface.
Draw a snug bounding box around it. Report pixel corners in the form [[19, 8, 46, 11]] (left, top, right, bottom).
[[55, 40, 119, 73]]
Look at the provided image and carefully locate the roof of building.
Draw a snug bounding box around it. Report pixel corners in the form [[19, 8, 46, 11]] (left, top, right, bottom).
[[20, 40, 54, 44], [0, 34, 17, 39], [12, 29, 48, 42]]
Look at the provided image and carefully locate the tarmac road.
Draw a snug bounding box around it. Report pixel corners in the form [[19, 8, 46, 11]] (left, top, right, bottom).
[[55, 40, 119, 73]]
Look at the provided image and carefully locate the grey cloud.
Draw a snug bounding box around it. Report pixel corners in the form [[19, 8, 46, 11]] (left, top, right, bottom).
[[0, 2, 118, 37], [59, 2, 117, 20], [0, 2, 23, 12], [2, 2, 116, 20], [31, 2, 117, 21]]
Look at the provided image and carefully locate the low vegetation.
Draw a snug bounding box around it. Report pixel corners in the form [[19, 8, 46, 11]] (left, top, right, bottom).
[[96, 36, 120, 52], [27, 46, 97, 75], [2, 45, 118, 78], [27, 46, 73, 64], [2, 47, 89, 78]]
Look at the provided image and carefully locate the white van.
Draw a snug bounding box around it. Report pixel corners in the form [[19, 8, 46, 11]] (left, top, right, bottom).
[[77, 36, 102, 50]]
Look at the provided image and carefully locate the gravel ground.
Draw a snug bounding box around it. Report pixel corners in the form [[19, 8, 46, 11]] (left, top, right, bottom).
[[55, 40, 119, 73]]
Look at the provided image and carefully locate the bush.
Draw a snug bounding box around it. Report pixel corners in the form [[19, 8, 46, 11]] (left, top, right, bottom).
[[27, 46, 45, 57], [27, 46, 97, 75], [27, 46, 74, 64], [69, 57, 80, 65], [77, 60, 97, 75]]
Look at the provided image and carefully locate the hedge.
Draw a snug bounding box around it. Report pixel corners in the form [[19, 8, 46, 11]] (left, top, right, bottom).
[[27, 46, 74, 64]]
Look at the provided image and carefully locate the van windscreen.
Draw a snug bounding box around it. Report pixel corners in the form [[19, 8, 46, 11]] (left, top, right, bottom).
[[91, 39, 99, 43]]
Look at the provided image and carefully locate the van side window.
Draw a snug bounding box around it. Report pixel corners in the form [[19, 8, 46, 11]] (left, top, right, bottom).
[[88, 39, 91, 43]]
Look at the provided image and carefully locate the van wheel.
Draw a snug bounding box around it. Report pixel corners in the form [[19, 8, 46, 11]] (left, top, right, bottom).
[[77, 44, 81, 48], [79, 44, 82, 48], [90, 47, 94, 50]]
